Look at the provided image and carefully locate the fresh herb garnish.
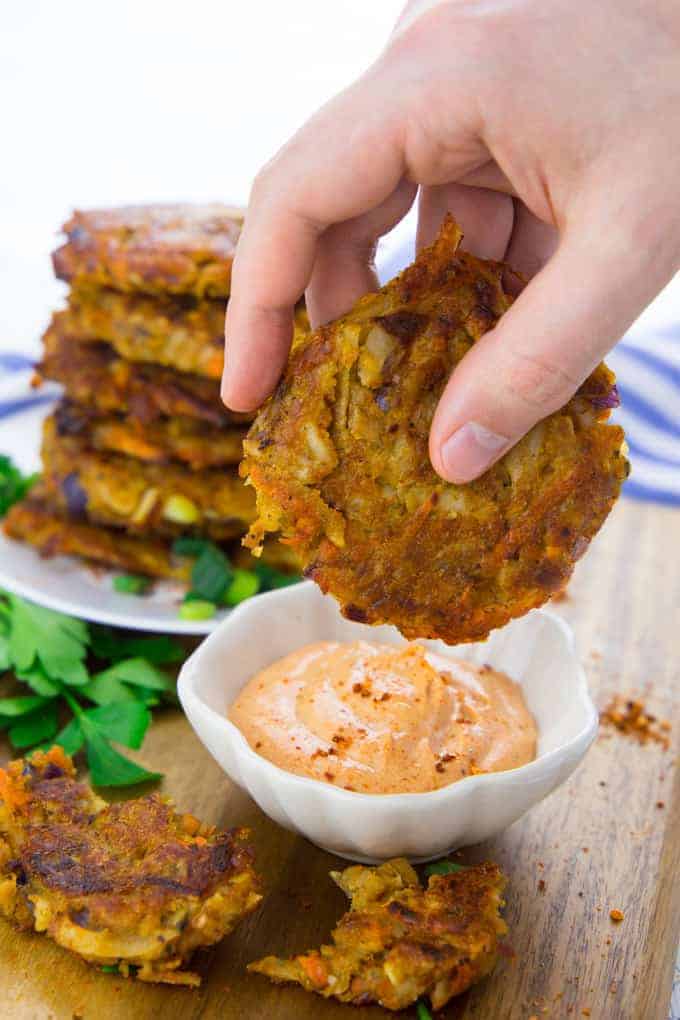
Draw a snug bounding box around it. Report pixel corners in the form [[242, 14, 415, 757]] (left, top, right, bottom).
[[424, 860, 470, 877], [172, 537, 300, 617], [416, 1002, 433, 1020], [0, 592, 183, 785], [0, 455, 38, 516], [113, 574, 150, 595], [179, 599, 216, 621]]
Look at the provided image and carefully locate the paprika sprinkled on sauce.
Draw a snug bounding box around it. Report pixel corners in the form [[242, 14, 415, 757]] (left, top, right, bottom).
[[228, 641, 537, 794]]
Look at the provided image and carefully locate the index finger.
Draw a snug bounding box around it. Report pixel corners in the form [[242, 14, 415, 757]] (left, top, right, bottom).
[[222, 68, 406, 412]]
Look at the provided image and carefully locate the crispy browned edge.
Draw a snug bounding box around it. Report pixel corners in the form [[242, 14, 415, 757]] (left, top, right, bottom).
[[52, 204, 244, 298]]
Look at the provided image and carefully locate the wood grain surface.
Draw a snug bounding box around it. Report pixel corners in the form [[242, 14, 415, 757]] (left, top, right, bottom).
[[0, 498, 677, 1020]]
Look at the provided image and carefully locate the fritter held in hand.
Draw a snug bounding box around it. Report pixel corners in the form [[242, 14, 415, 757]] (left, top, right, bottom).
[[242, 217, 628, 644], [249, 857, 506, 1011], [39, 329, 248, 427], [52, 204, 243, 298], [0, 747, 261, 986], [41, 415, 255, 540]]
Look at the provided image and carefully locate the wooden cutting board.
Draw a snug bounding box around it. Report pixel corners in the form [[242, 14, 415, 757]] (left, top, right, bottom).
[[0, 498, 678, 1020]]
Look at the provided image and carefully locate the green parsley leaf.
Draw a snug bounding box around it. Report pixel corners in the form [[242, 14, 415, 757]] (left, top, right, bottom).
[[113, 574, 150, 595], [89, 625, 184, 665], [173, 537, 234, 602], [424, 860, 470, 877], [416, 1002, 433, 1020], [80, 722, 160, 787], [16, 663, 61, 696], [8, 700, 59, 749], [0, 632, 9, 672], [6, 595, 89, 685], [96, 658, 174, 692], [100, 964, 119, 974], [0, 455, 39, 516], [84, 701, 150, 750], [0, 695, 52, 717], [80, 672, 138, 706], [52, 716, 85, 755], [81, 658, 174, 706]]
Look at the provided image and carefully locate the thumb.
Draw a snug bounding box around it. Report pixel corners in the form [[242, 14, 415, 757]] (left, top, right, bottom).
[[429, 228, 669, 483]]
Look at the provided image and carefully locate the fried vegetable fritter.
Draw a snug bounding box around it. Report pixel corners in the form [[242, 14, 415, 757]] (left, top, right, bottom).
[[54, 400, 246, 470], [57, 290, 310, 380], [3, 489, 191, 580], [41, 415, 255, 540], [52, 204, 243, 298], [56, 291, 227, 379], [242, 217, 628, 644], [4, 490, 300, 582], [0, 747, 261, 986], [39, 329, 248, 427], [250, 857, 506, 1011]]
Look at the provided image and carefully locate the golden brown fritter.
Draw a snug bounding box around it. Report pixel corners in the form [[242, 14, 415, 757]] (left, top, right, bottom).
[[250, 858, 506, 1011], [60, 288, 226, 379], [0, 747, 261, 986], [242, 217, 628, 644], [52, 204, 243, 298], [3, 489, 191, 580], [38, 328, 248, 427], [54, 400, 246, 470], [58, 289, 310, 380], [41, 415, 255, 540], [4, 490, 301, 582]]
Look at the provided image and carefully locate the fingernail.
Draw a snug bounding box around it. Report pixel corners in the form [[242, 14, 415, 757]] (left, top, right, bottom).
[[440, 422, 509, 483]]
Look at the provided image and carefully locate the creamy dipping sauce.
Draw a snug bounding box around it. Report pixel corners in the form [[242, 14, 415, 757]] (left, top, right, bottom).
[[228, 641, 537, 794]]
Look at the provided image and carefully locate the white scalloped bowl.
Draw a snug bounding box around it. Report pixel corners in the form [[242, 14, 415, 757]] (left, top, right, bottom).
[[178, 581, 597, 862]]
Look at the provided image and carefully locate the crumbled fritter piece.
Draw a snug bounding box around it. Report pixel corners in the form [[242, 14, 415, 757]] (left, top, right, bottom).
[[4, 490, 299, 582], [52, 204, 243, 298], [41, 415, 255, 540], [600, 695, 671, 749], [242, 217, 628, 644], [39, 329, 248, 427], [54, 400, 246, 470], [249, 858, 506, 1011], [0, 747, 261, 986], [58, 290, 227, 379]]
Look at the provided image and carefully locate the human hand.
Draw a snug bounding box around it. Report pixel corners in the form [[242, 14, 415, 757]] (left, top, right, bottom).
[[223, 0, 680, 482]]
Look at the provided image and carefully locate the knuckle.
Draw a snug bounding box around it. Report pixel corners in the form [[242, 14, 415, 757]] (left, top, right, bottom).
[[505, 349, 578, 413]]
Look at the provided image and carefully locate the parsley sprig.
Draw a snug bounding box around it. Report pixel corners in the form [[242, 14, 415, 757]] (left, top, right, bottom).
[[173, 537, 299, 619], [0, 591, 183, 786], [0, 455, 38, 516]]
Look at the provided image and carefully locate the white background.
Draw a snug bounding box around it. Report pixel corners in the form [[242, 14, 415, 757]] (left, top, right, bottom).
[[0, 0, 402, 355]]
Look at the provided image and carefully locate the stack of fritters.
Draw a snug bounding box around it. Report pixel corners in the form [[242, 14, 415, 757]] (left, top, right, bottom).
[[5, 204, 299, 579]]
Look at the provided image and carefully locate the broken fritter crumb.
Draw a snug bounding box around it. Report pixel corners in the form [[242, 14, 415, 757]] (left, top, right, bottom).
[[242, 216, 628, 645], [599, 695, 671, 750], [0, 747, 261, 986], [249, 857, 506, 1011], [609, 909, 625, 923]]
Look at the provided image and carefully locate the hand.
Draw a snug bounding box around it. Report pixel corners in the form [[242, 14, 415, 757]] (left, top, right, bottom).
[[223, 0, 680, 482]]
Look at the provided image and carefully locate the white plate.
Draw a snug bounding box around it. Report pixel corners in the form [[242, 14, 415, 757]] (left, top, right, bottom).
[[0, 375, 225, 634]]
